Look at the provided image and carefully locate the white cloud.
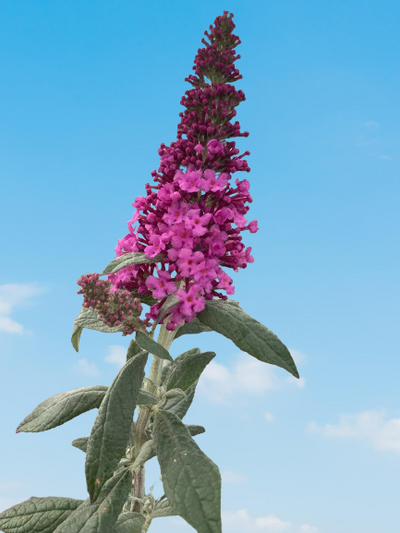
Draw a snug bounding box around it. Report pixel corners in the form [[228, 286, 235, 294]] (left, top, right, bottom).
[[364, 121, 380, 128], [198, 352, 305, 404], [73, 358, 100, 377], [377, 154, 391, 160], [105, 345, 126, 368], [170, 510, 318, 533], [0, 316, 24, 334], [355, 138, 379, 147], [300, 525, 320, 533], [221, 471, 246, 485], [308, 409, 400, 453], [0, 283, 45, 334], [264, 411, 275, 423], [222, 509, 292, 532]]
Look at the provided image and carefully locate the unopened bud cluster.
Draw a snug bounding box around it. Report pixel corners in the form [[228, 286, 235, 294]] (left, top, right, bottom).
[[77, 273, 149, 335]]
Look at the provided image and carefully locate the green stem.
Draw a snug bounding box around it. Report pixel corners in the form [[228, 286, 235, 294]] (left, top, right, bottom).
[[131, 323, 178, 518]]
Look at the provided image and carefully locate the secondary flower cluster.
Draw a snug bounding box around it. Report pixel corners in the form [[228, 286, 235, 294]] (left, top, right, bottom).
[[77, 273, 149, 335], [78, 12, 258, 332]]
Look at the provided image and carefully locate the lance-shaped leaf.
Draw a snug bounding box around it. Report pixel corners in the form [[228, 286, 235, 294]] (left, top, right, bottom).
[[72, 308, 123, 352], [174, 347, 201, 363], [136, 331, 173, 362], [131, 424, 203, 470], [131, 439, 156, 469], [126, 339, 146, 361], [186, 424, 205, 437], [112, 512, 144, 533], [151, 498, 179, 519], [154, 410, 221, 533], [54, 468, 132, 533], [174, 319, 212, 339], [137, 390, 157, 406], [71, 325, 83, 353], [0, 497, 84, 533], [166, 351, 215, 392], [197, 299, 299, 378], [162, 383, 197, 420], [85, 352, 148, 502], [161, 348, 200, 385], [72, 437, 89, 453], [101, 252, 163, 275], [17, 386, 108, 433]]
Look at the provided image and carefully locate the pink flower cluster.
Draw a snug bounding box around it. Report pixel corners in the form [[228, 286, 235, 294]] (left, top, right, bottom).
[[107, 12, 258, 331], [77, 273, 149, 335]]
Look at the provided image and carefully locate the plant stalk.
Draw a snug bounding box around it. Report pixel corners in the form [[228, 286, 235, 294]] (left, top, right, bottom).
[[131, 323, 178, 516]]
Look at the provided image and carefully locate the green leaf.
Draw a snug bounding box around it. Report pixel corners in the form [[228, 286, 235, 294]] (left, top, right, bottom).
[[54, 468, 132, 533], [151, 498, 178, 519], [126, 339, 146, 362], [85, 352, 148, 502], [72, 308, 123, 352], [137, 390, 157, 406], [101, 252, 163, 275], [186, 424, 205, 437], [72, 437, 89, 453], [16, 386, 108, 433], [174, 347, 201, 362], [154, 410, 221, 533], [131, 292, 158, 307], [112, 512, 144, 533], [157, 293, 180, 323], [131, 439, 156, 469], [160, 348, 200, 385], [166, 351, 215, 392], [174, 319, 212, 339], [197, 299, 299, 378], [0, 497, 84, 533], [135, 331, 173, 362], [162, 383, 197, 420], [71, 325, 83, 353]]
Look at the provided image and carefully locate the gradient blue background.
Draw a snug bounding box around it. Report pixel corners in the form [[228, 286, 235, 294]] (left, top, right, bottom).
[[1, 1, 399, 532]]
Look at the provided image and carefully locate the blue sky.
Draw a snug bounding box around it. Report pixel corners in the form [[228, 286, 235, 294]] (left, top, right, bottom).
[[1, 1, 399, 532]]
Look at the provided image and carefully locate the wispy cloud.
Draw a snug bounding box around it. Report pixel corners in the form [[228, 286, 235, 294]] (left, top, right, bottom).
[[171, 510, 319, 533], [364, 121, 380, 128], [221, 471, 246, 485], [105, 345, 127, 368], [222, 509, 319, 532], [308, 409, 400, 453], [377, 154, 391, 160], [300, 526, 320, 533], [198, 350, 305, 404], [73, 358, 100, 377], [264, 411, 275, 423], [355, 138, 379, 147], [0, 283, 45, 334]]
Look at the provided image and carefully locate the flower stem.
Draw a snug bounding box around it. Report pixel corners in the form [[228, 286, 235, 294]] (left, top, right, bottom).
[[131, 323, 178, 516]]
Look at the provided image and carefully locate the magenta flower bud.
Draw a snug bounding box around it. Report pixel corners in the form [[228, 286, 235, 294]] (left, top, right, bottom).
[[248, 220, 259, 233], [207, 139, 224, 155], [195, 143, 204, 153]]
